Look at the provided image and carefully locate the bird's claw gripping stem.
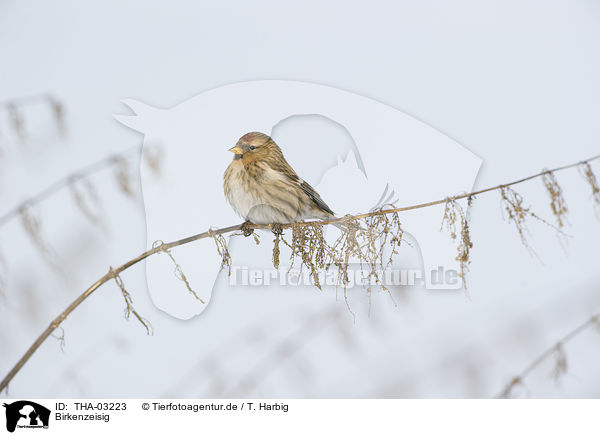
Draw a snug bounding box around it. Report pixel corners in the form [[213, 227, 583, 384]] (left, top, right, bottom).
[[240, 221, 254, 237], [269, 223, 284, 235]]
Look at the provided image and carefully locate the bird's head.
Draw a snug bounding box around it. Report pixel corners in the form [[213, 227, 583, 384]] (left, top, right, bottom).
[[228, 132, 274, 160]]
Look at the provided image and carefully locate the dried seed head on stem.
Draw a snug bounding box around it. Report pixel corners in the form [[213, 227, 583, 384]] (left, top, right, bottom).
[[7, 103, 26, 143], [272, 232, 281, 269], [3, 153, 600, 395], [286, 222, 328, 290], [552, 343, 568, 381], [360, 209, 404, 291], [152, 240, 206, 303], [276, 210, 403, 314], [69, 176, 104, 227], [440, 198, 474, 291], [114, 157, 135, 198], [19, 204, 60, 268], [500, 185, 564, 257], [0, 248, 6, 299], [1, 94, 67, 143], [46, 95, 66, 137], [143, 145, 163, 176], [50, 326, 66, 353], [210, 231, 232, 275], [497, 313, 599, 398], [110, 267, 152, 335], [578, 161, 600, 213], [499, 186, 549, 258], [541, 170, 568, 229]]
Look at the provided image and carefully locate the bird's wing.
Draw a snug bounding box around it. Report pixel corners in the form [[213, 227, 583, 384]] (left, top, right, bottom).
[[299, 180, 335, 216], [266, 152, 335, 216]]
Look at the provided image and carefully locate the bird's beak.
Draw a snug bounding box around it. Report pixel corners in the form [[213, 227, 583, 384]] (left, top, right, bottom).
[[229, 146, 244, 155]]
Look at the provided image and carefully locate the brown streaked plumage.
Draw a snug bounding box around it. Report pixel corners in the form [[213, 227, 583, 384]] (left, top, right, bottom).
[[223, 132, 335, 224]]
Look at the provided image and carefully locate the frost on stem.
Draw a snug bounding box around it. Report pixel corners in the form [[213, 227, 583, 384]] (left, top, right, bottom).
[[440, 198, 474, 291], [541, 170, 568, 229], [111, 268, 153, 335], [578, 161, 600, 213]]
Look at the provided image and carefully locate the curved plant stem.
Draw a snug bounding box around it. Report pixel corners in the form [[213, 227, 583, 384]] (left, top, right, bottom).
[[1, 153, 599, 393]]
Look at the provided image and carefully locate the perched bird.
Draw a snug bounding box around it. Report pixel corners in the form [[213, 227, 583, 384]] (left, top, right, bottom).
[[224, 132, 335, 225]]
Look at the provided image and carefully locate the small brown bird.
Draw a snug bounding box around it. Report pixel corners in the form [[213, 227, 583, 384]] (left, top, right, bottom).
[[224, 132, 335, 225]]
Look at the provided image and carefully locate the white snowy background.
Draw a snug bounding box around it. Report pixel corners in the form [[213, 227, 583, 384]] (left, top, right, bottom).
[[0, 0, 599, 398]]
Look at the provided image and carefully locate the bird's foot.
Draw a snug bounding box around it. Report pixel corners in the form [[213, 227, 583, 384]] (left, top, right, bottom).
[[269, 223, 284, 235], [240, 221, 254, 237]]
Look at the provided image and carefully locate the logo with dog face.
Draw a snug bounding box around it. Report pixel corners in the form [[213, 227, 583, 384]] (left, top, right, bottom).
[[3, 401, 50, 432]]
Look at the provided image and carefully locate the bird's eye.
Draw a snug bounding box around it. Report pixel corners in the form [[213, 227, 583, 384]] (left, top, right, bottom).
[[249, 146, 256, 150]]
